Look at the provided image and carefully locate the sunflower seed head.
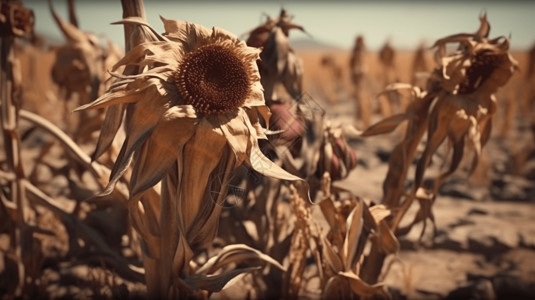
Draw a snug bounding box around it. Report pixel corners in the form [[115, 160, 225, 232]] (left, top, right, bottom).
[[458, 50, 504, 94], [174, 44, 250, 115]]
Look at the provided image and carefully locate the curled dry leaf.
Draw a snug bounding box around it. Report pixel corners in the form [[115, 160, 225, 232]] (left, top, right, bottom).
[[195, 243, 285, 275], [183, 266, 261, 293], [183, 243, 286, 293], [339, 271, 386, 297]]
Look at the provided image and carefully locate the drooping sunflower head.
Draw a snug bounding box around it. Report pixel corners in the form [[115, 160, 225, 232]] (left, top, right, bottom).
[[174, 43, 251, 114], [457, 45, 515, 95], [430, 15, 517, 96]]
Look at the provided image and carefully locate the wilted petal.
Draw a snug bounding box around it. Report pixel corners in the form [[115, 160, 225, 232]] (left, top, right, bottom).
[[111, 41, 178, 72], [243, 74, 266, 108], [218, 109, 252, 165], [243, 106, 270, 139], [249, 145, 310, 202], [160, 16, 211, 49], [74, 78, 164, 112]]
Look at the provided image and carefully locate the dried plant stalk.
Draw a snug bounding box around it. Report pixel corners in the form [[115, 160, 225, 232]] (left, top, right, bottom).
[[0, 1, 34, 296], [77, 15, 308, 298]]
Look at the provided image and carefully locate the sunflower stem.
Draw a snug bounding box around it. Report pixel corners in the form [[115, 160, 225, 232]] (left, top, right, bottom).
[[120, 0, 146, 52]]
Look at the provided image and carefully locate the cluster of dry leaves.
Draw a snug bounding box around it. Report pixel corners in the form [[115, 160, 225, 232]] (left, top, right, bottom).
[[0, 1, 522, 299]]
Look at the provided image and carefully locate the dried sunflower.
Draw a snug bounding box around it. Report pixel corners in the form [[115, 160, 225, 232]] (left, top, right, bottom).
[[76, 16, 306, 298], [362, 13, 518, 233]]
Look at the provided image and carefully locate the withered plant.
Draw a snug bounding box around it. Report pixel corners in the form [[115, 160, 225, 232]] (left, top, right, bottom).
[[76, 13, 310, 298], [350, 35, 373, 128], [378, 39, 397, 86], [271, 169, 399, 299], [319, 54, 344, 104], [0, 1, 35, 296], [48, 1, 123, 144], [2, 1, 528, 298], [410, 42, 430, 89], [359, 13, 518, 287], [0, 2, 151, 299], [214, 9, 361, 299]]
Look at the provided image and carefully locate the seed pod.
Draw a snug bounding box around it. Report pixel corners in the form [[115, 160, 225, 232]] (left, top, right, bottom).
[[317, 122, 358, 181]]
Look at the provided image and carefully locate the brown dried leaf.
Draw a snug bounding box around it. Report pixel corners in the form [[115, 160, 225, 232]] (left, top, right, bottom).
[[338, 271, 385, 297], [377, 220, 399, 255], [319, 197, 337, 228], [184, 266, 261, 292], [361, 113, 413, 137], [369, 204, 391, 225], [195, 244, 285, 275], [98, 89, 172, 195], [343, 202, 363, 270], [19, 109, 109, 182], [321, 237, 344, 274]]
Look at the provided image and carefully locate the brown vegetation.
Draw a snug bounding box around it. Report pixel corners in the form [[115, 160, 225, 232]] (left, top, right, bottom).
[[1, 1, 534, 299]]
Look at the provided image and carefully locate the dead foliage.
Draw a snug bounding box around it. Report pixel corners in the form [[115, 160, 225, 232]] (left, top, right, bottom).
[[359, 12, 518, 287], [0, 1, 524, 299]]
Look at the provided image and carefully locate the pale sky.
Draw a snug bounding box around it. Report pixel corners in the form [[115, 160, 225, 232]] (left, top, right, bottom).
[[25, 1, 535, 51]]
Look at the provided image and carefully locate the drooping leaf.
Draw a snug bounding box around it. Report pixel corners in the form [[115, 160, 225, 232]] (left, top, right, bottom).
[[195, 244, 285, 276], [184, 266, 261, 292], [377, 220, 400, 255], [361, 113, 413, 137], [369, 204, 391, 225], [338, 271, 385, 297]]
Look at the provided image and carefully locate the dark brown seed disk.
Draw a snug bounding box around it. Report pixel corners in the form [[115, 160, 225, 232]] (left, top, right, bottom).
[[458, 50, 500, 95], [175, 44, 250, 114]]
